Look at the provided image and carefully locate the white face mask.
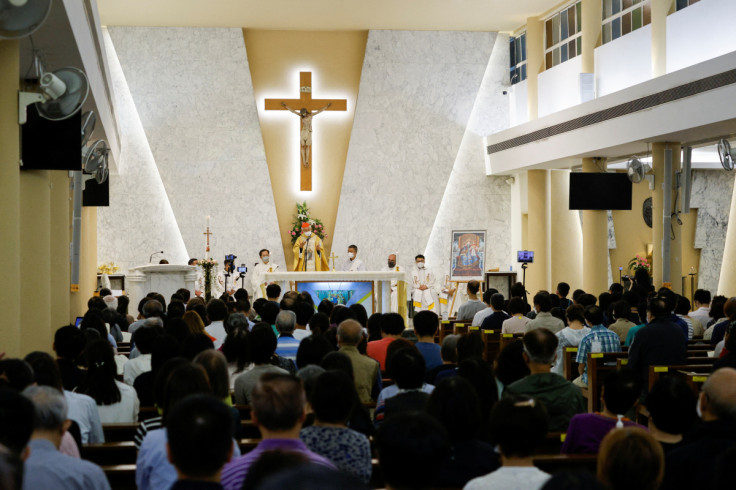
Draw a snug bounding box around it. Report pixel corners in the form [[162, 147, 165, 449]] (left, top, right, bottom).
[[416, 262, 425, 269], [262, 256, 270, 264], [348, 252, 355, 259], [304, 231, 312, 237]]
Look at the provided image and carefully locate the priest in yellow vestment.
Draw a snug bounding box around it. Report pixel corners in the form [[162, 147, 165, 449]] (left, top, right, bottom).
[[292, 222, 329, 271]]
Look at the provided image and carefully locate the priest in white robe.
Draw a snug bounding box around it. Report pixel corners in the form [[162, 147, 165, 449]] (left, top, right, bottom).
[[411, 254, 437, 313], [189, 258, 205, 297], [340, 244, 366, 272], [292, 222, 329, 271], [251, 249, 279, 300], [214, 259, 237, 298], [382, 252, 402, 313]]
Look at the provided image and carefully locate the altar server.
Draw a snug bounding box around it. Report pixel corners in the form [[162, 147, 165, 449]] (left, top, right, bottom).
[[251, 249, 279, 300], [340, 244, 366, 272], [411, 255, 437, 313]]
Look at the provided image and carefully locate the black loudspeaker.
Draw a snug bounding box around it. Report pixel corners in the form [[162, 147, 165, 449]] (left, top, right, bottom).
[[83, 178, 109, 207], [21, 104, 81, 171]]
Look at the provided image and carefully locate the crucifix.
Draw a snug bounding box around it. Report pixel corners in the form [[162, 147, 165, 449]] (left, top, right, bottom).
[[265, 72, 347, 191], [204, 215, 212, 259]]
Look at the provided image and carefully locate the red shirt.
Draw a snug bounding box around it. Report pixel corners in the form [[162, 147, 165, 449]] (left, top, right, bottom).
[[366, 337, 396, 371]]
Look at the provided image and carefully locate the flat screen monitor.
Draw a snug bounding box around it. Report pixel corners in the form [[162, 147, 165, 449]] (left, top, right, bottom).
[[569, 173, 632, 210], [21, 104, 81, 171], [517, 251, 534, 263], [296, 281, 374, 314]]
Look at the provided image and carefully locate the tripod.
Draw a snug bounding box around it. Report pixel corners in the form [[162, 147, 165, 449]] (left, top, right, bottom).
[[521, 262, 529, 305]]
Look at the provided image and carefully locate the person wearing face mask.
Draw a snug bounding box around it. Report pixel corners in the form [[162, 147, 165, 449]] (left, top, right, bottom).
[[340, 244, 366, 272], [251, 249, 280, 300], [292, 222, 329, 272], [381, 253, 406, 314], [411, 255, 437, 314]]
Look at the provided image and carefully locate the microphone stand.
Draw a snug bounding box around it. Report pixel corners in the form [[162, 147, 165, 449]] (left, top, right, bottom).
[[302, 235, 311, 271]]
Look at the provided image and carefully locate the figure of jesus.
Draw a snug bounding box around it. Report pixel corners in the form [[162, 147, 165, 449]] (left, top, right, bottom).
[[282, 101, 331, 167]]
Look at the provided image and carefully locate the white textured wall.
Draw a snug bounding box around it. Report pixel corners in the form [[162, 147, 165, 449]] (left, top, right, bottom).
[[98, 29, 189, 271], [691, 170, 734, 294], [332, 30, 498, 271], [102, 27, 284, 274], [425, 34, 512, 279]]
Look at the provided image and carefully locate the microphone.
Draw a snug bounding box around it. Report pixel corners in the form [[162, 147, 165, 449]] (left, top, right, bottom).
[[149, 250, 164, 263]]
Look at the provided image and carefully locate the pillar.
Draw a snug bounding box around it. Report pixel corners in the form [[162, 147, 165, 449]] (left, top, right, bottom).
[[525, 17, 544, 121], [0, 40, 21, 356], [652, 142, 683, 293], [580, 0, 603, 74], [50, 171, 71, 326], [550, 170, 583, 289], [651, 0, 674, 77], [582, 159, 609, 294], [719, 175, 736, 295], [527, 170, 550, 294], [20, 170, 53, 353], [71, 207, 98, 318]]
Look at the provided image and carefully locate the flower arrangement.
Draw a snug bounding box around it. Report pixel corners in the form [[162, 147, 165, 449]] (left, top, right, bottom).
[[97, 262, 119, 275], [628, 254, 651, 274], [289, 201, 327, 245], [199, 258, 218, 301]]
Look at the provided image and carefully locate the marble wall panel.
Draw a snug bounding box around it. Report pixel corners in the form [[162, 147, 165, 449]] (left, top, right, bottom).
[[103, 27, 284, 276], [332, 30, 498, 271], [98, 29, 189, 271], [691, 170, 734, 294]]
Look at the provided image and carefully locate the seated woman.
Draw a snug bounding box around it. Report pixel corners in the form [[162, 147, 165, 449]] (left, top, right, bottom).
[[299, 370, 372, 483], [562, 368, 646, 454], [645, 376, 697, 453], [597, 427, 664, 490], [551, 305, 590, 376], [426, 376, 499, 487], [463, 395, 550, 490], [78, 339, 139, 423]]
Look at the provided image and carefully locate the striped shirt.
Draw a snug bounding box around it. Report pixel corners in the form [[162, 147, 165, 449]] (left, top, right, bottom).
[[276, 335, 301, 364]]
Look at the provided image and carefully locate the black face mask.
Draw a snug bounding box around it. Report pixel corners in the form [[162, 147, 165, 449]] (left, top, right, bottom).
[[388, 261, 396, 268]]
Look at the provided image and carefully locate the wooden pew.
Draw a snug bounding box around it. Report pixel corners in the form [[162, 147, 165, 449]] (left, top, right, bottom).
[[537, 432, 566, 455], [533, 454, 598, 474], [582, 352, 628, 413], [103, 423, 139, 443], [562, 347, 579, 382], [101, 464, 136, 490], [439, 320, 454, 343], [499, 333, 524, 353], [481, 329, 502, 362], [81, 441, 136, 465], [647, 361, 715, 392]]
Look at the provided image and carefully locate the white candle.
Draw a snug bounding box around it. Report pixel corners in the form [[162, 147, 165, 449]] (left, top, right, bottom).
[[206, 215, 210, 228]]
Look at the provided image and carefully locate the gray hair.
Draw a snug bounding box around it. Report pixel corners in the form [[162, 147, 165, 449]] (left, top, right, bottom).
[[22, 385, 67, 431], [702, 367, 736, 422], [226, 312, 250, 333], [275, 310, 296, 334], [441, 334, 460, 363], [143, 317, 164, 328], [103, 295, 118, 311], [142, 299, 164, 318]]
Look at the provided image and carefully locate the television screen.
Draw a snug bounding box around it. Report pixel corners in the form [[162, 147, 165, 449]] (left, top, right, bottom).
[[569, 173, 632, 210], [21, 104, 81, 171], [296, 281, 374, 314], [517, 251, 534, 263]]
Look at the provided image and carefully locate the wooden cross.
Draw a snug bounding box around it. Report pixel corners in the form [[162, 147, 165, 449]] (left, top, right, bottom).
[[265, 72, 347, 191]]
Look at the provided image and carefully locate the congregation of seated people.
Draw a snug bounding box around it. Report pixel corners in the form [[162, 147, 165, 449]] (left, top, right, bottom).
[[1, 278, 736, 490]]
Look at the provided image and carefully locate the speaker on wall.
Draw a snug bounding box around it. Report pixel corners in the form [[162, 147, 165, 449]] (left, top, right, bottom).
[[21, 104, 81, 170], [83, 178, 109, 207]]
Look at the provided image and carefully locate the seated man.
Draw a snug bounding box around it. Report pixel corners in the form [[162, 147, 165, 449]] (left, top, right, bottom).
[[21, 385, 110, 489], [457, 280, 485, 322], [413, 310, 443, 371], [167, 394, 235, 489], [526, 292, 565, 334], [375, 412, 449, 490], [574, 305, 622, 388], [504, 329, 585, 432], [662, 368, 736, 490], [374, 347, 433, 425], [232, 324, 288, 405], [274, 311, 301, 363], [471, 289, 496, 327], [337, 320, 382, 403], [481, 293, 512, 332], [366, 313, 405, 371], [221, 374, 334, 490]]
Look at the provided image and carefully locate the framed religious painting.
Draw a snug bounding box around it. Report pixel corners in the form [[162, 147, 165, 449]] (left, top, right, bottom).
[[450, 230, 486, 281]]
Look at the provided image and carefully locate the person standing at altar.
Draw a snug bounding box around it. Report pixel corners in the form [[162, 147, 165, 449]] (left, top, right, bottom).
[[215, 258, 237, 298], [251, 249, 279, 300], [189, 258, 205, 297], [292, 223, 329, 271], [382, 253, 403, 313], [340, 245, 366, 272], [411, 255, 437, 313]]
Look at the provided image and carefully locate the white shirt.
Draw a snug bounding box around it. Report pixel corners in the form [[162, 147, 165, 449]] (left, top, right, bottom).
[[341, 257, 366, 272], [293, 328, 312, 341], [97, 380, 140, 424], [464, 467, 550, 490], [123, 353, 152, 385], [689, 306, 710, 329], [65, 390, 104, 443], [251, 261, 279, 299], [206, 320, 227, 349], [472, 307, 494, 326]]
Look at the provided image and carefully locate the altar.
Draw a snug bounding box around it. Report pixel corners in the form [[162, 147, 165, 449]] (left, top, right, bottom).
[[127, 264, 197, 312], [263, 270, 408, 317]]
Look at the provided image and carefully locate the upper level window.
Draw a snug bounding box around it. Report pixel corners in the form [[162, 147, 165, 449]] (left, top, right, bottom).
[[510, 32, 527, 85], [545, 1, 582, 70], [675, 0, 700, 11], [602, 0, 651, 45]]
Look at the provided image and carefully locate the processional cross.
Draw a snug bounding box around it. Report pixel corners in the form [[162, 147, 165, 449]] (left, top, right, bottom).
[[329, 252, 339, 272], [265, 72, 347, 191]]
